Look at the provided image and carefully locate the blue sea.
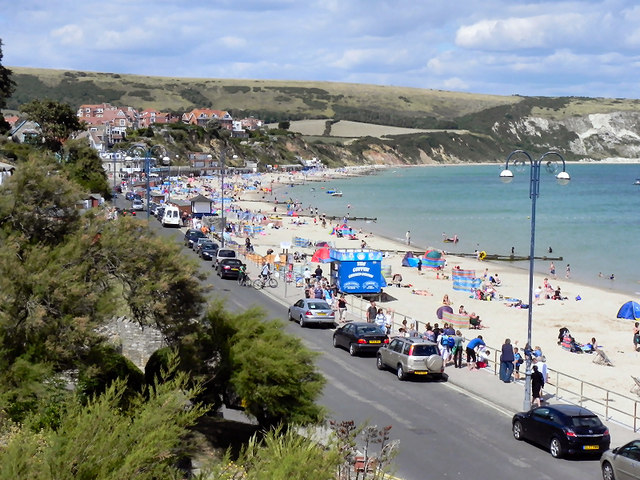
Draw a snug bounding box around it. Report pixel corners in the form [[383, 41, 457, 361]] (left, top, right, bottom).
[[281, 163, 640, 297]]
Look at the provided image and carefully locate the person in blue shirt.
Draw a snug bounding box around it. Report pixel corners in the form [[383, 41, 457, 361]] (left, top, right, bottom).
[[466, 335, 485, 370]]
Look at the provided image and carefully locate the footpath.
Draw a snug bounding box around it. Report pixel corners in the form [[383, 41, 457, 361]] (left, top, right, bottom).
[[242, 262, 639, 449]]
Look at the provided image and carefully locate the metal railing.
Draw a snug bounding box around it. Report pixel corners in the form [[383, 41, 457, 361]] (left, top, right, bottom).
[[234, 248, 640, 432]]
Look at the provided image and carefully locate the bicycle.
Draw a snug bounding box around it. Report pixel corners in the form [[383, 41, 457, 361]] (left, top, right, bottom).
[[253, 274, 278, 290], [237, 270, 251, 287]]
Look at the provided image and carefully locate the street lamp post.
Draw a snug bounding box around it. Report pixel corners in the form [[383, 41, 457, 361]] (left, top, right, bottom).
[[126, 144, 169, 221], [500, 150, 570, 411], [220, 150, 226, 248]]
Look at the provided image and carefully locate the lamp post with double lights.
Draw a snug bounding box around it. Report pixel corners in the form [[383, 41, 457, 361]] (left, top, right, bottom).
[[219, 150, 226, 248], [499, 150, 570, 411], [126, 144, 169, 221]]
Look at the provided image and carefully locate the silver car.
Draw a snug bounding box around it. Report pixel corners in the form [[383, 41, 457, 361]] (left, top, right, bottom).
[[376, 337, 444, 380], [601, 440, 640, 480], [288, 298, 335, 327]]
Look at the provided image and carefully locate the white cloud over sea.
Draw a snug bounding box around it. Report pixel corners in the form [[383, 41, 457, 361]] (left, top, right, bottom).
[[1, 0, 640, 98]]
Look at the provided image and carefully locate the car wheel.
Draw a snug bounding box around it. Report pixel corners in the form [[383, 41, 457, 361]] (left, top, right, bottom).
[[332, 336, 339, 348], [299, 316, 306, 328], [288, 310, 294, 322], [376, 355, 385, 370], [602, 461, 615, 480], [549, 437, 563, 458], [349, 343, 358, 356], [512, 421, 523, 440], [397, 364, 406, 381]]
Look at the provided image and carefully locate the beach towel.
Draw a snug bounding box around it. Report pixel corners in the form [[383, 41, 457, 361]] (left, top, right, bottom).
[[452, 269, 482, 292]]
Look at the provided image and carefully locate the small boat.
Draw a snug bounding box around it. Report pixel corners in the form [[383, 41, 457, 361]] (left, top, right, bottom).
[[634, 178, 640, 185], [331, 191, 343, 197]]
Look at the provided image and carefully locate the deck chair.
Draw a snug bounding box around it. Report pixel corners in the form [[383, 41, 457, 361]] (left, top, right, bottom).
[[592, 349, 613, 366], [630, 376, 640, 396]]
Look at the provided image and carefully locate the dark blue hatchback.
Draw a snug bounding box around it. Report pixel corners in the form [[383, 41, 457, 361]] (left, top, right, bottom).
[[512, 404, 610, 458]]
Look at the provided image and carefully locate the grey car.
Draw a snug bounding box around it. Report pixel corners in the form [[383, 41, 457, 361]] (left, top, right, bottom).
[[376, 337, 444, 380], [601, 440, 640, 480], [288, 298, 336, 328]]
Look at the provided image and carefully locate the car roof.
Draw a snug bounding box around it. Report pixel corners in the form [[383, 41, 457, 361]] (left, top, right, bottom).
[[542, 404, 598, 416], [393, 337, 437, 346]]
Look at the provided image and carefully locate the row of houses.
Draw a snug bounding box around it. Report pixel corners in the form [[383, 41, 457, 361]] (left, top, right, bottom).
[[76, 103, 264, 151]]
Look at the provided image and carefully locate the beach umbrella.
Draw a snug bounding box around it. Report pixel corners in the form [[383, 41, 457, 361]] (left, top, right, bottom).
[[617, 301, 640, 320], [423, 249, 443, 259], [436, 305, 453, 320], [311, 247, 332, 263]]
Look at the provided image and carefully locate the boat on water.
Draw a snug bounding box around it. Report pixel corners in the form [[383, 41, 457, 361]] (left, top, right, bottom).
[[442, 233, 459, 244], [634, 178, 640, 185], [331, 191, 343, 197]]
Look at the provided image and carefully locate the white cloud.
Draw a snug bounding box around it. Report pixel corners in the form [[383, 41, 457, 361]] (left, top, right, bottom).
[[2, 0, 640, 98], [50, 24, 84, 46]]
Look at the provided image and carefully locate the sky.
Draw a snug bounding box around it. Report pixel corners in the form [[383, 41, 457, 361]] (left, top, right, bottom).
[[2, 0, 640, 99]]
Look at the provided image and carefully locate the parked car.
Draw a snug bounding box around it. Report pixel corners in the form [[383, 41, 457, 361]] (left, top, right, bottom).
[[288, 298, 335, 327], [512, 404, 610, 458], [333, 322, 389, 356], [184, 229, 207, 248], [155, 206, 165, 220], [125, 191, 135, 201], [132, 199, 144, 211], [601, 440, 640, 480], [376, 337, 444, 380], [216, 258, 245, 279], [161, 205, 181, 227], [193, 237, 212, 252], [213, 248, 237, 268], [199, 241, 220, 260]]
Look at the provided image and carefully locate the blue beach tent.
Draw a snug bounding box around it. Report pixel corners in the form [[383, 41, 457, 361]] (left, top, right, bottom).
[[617, 301, 640, 320]]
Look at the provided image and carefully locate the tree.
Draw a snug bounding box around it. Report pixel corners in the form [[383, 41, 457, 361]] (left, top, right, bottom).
[[0, 39, 15, 110], [220, 308, 325, 428], [20, 99, 83, 151], [62, 138, 110, 196], [0, 361, 208, 479], [278, 121, 290, 130]]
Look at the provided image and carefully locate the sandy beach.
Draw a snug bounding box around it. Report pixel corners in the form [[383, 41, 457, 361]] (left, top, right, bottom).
[[170, 167, 640, 423]]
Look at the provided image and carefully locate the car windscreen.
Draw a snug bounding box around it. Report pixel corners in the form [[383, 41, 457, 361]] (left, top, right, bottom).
[[570, 416, 603, 428], [308, 301, 331, 310], [222, 259, 243, 266], [218, 250, 236, 258], [358, 326, 384, 335], [411, 344, 438, 356]]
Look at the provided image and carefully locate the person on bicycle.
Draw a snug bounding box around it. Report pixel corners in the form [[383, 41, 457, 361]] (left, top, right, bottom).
[[260, 262, 272, 280], [238, 263, 248, 285]]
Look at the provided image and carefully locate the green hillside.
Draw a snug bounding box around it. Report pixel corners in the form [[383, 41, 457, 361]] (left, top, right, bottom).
[[6, 67, 640, 166]]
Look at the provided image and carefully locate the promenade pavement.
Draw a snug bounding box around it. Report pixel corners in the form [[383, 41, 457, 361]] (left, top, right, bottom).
[[243, 262, 640, 450]]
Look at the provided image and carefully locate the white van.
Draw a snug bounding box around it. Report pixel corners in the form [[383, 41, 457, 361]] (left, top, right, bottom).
[[161, 205, 181, 227]]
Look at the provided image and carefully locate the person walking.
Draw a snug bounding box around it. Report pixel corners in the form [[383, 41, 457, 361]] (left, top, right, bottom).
[[367, 300, 377, 323], [499, 338, 515, 382], [417, 258, 422, 274], [549, 261, 556, 279], [337, 295, 347, 322], [513, 347, 523, 380], [453, 330, 464, 368], [531, 365, 545, 407], [405, 230, 411, 246]]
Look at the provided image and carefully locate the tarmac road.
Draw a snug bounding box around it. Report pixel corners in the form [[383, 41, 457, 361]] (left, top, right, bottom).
[[150, 215, 601, 480]]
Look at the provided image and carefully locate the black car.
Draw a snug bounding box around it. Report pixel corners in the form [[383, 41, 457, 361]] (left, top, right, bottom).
[[183, 229, 207, 248], [512, 404, 610, 458], [332, 322, 389, 356], [125, 191, 135, 201], [199, 241, 220, 260], [216, 258, 245, 279]]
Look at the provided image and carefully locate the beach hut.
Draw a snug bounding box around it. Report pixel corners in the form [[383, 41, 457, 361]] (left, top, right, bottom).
[[330, 249, 387, 294], [617, 301, 640, 320]]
